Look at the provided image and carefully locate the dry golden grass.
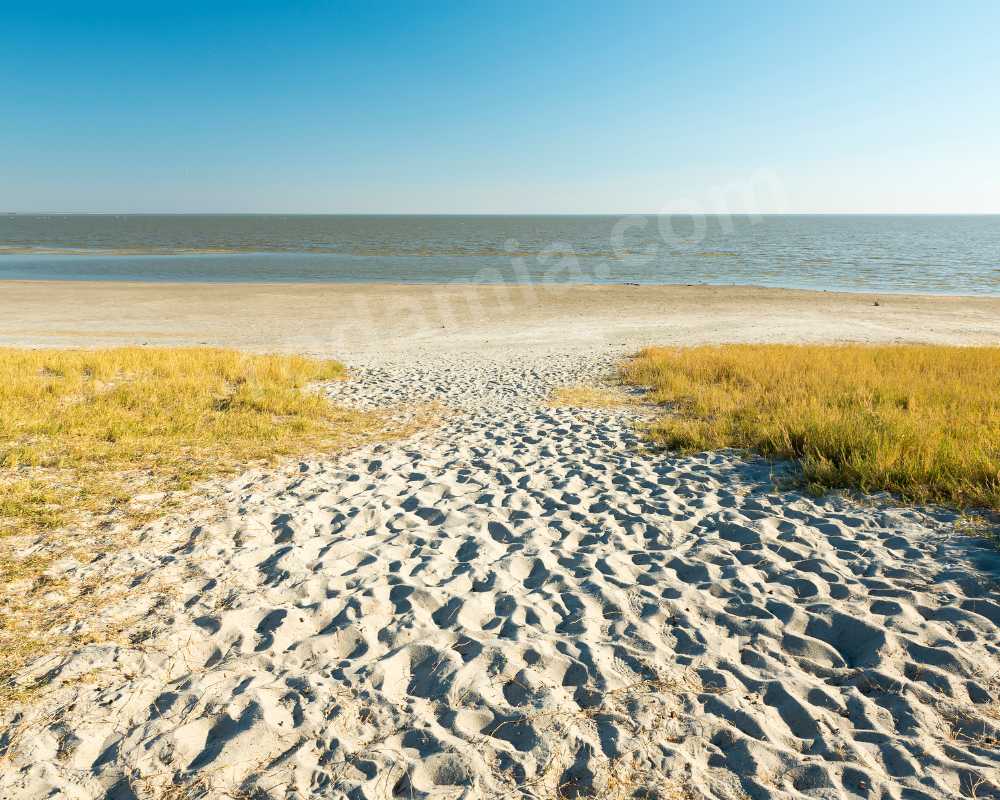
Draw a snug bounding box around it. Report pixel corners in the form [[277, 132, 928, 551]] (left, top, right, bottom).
[[549, 385, 634, 409], [0, 347, 398, 709], [623, 344, 1000, 509], [0, 347, 387, 534]]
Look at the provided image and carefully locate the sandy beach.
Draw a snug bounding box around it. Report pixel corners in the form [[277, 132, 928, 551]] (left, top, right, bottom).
[[2, 281, 1000, 357], [2, 283, 999, 799], [7, 0, 1000, 794]]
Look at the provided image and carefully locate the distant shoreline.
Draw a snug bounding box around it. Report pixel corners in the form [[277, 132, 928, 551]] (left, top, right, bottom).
[[0, 276, 995, 299]]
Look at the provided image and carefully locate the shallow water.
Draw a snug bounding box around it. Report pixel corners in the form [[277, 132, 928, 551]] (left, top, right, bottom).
[[1, 214, 997, 294]]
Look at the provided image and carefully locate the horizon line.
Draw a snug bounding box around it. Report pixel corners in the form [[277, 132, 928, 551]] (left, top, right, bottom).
[[5, 211, 1000, 217]]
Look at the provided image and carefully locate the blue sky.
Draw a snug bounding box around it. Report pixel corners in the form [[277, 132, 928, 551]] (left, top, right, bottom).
[[4, 1, 999, 213]]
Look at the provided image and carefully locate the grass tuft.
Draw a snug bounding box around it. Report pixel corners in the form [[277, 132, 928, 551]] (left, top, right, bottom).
[[623, 344, 1000, 509], [548, 385, 634, 409]]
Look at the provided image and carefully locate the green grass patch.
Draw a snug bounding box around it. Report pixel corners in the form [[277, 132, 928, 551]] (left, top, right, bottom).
[[622, 344, 1000, 509]]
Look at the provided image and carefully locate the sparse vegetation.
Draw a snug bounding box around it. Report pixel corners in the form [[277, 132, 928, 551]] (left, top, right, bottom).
[[549, 385, 634, 409], [623, 344, 1000, 509]]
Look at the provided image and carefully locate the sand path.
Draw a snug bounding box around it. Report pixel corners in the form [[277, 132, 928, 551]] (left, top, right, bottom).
[[2, 347, 999, 799]]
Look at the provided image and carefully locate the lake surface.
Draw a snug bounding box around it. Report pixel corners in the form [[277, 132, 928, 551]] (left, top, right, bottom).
[[1, 214, 997, 294]]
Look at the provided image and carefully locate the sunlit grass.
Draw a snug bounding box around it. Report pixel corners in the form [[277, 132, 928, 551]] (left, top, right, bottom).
[[549, 385, 634, 409], [623, 344, 1000, 509], [0, 347, 387, 535]]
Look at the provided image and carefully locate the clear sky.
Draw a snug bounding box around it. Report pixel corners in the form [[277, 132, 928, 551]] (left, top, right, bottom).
[[4, 1, 999, 214]]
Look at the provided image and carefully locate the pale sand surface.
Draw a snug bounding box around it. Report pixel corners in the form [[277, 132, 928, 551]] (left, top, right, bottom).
[[1, 281, 999, 357], [2, 284, 1000, 799]]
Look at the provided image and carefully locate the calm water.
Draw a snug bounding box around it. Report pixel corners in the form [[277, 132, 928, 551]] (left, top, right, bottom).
[[1, 214, 997, 294]]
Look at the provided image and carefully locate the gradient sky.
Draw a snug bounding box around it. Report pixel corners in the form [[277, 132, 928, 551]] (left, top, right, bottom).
[[4, 1, 999, 213]]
